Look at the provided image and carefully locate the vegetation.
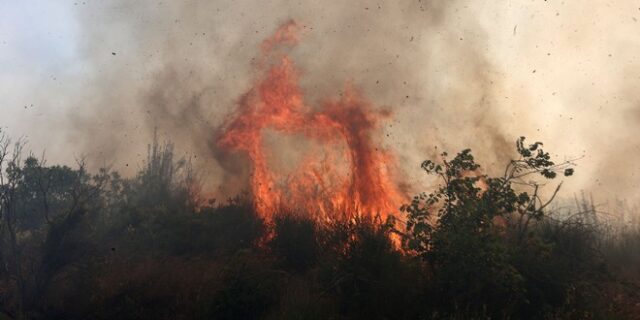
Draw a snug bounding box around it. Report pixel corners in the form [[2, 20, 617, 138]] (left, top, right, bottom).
[[0, 132, 638, 319]]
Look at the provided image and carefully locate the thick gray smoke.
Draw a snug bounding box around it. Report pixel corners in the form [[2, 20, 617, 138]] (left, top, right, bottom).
[[64, 0, 513, 198], [4, 0, 640, 205]]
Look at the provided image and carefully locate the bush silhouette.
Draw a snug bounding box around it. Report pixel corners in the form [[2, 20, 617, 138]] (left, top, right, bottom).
[[0, 133, 637, 319]]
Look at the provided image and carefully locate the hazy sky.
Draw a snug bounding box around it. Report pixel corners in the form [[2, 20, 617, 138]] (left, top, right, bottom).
[[0, 0, 82, 158], [2, 0, 640, 206]]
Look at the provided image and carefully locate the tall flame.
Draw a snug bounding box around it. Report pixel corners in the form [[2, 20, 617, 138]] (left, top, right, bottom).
[[218, 21, 404, 222]]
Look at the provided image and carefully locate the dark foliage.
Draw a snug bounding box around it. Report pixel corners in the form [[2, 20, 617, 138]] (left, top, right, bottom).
[[0, 134, 637, 319], [270, 214, 319, 273]]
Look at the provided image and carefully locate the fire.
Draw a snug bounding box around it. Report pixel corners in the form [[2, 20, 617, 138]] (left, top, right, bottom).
[[217, 21, 404, 222]]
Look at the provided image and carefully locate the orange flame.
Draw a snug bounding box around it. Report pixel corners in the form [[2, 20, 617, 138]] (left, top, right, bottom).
[[218, 21, 404, 222]]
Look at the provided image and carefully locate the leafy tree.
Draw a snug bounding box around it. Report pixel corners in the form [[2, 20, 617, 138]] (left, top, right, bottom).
[[401, 137, 575, 317], [0, 131, 109, 319]]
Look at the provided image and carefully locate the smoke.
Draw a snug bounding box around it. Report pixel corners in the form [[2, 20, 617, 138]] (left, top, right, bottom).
[[59, 0, 505, 198], [7, 0, 639, 203]]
